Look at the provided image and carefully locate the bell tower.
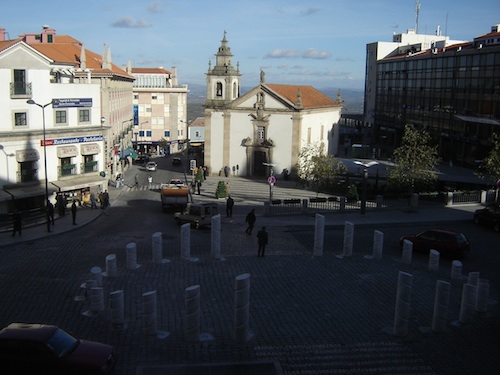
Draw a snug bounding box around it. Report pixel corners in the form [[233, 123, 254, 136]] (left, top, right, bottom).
[[205, 31, 241, 108]]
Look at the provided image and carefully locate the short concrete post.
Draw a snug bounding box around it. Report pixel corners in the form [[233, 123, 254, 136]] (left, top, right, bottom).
[[152, 232, 169, 264], [372, 230, 383, 259], [337, 221, 353, 258], [475, 279, 490, 313], [428, 249, 440, 271], [402, 240, 413, 264], [313, 214, 324, 257], [142, 291, 157, 335], [90, 266, 103, 286], [185, 285, 201, 342], [234, 273, 253, 342], [301, 199, 308, 214], [126, 242, 140, 270], [211, 215, 224, 260], [181, 223, 198, 262], [467, 271, 480, 285], [104, 254, 117, 277], [83, 287, 104, 317], [432, 280, 450, 332], [110, 290, 125, 328], [393, 271, 413, 336], [459, 283, 476, 324], [446, 191, 453, 206], [339, 196, 346, 211], [451, 260, 463, 280]]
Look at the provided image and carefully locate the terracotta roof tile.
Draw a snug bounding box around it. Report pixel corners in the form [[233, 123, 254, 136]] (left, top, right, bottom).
[[266, 84, 339, 109], [131, 67, 171, 74]]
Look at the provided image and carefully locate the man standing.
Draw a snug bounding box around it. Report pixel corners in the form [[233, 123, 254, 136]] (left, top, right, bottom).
[[226, 195, 234, 218], [71, 200, 77, 225], [257, 226, 268, 257], [148, 175, 153, 189], [47, 200, 55, 225], [245, 208, 256, 235]]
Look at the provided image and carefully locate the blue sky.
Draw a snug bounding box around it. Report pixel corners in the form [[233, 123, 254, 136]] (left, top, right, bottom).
[[2, 0, 499, 90]]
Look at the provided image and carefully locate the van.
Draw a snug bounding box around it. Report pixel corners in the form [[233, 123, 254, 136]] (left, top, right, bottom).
[[174, 202, 219, 229]]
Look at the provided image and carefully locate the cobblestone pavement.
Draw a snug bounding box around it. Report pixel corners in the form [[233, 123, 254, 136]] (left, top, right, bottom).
[[0, 176, 498, 375]]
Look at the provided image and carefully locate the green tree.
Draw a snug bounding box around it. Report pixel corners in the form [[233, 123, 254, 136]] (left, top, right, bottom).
[[388, 124, 439, 194], [296, 142, 348, 193], [481, 133, 500, 201]]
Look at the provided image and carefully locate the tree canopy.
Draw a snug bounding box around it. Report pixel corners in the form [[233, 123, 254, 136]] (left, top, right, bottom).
[[481, 133, 500, 184]]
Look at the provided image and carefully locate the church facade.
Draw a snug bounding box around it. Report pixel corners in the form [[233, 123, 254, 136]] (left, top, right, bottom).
[[204, 33, 342, 178]]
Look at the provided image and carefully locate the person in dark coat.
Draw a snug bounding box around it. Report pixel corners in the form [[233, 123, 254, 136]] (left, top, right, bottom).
[[71, 200, 77, 225], [11, 210, 22, 237], [257, 226, 268, 257], [47, 200, 55, 225], [245, 208, 256, 235], [226, 195, 234, 218]]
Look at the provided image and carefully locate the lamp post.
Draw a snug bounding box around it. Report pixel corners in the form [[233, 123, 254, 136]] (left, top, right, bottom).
[[27, 99, 53, 232], [0, 145, 15, 183], [354, 160, 378, 215]]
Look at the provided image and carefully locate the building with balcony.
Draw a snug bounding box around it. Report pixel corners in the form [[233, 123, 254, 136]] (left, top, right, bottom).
[[364, 24, 500, 166]]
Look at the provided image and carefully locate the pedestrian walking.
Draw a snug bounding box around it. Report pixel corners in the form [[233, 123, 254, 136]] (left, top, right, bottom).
[[226, 195, 234, 218], [90, 192, 98, 209], [245, 208, 256, 235], [11, 210, 22, 237], [47, 200, 55, 225], [148, 175, 153, 189], [71, 200, 77, 225], [135, 174, 139, 188], [257, 226, 268, 257], [102, 190, 110, 208]]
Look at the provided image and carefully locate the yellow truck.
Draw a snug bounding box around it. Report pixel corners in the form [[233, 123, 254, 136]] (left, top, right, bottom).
[[160, 180, 189, 211]]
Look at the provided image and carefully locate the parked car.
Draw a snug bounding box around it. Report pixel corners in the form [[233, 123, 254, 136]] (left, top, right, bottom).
[[0, 322, 117, 374], [399, 229, 470, 259], [172, 157, 182, 166], [145, 161, 157, 171], [474, 204, 500, 232], [174, 202, 219, 229], [133, 154, 149, 165]]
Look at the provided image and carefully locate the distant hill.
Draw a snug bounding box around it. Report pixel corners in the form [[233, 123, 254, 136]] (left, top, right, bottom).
[[186, 83, 364, 121]]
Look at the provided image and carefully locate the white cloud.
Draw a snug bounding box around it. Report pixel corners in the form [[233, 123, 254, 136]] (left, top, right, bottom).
[[111, 16, 151, 28], [265, 49, 299, 58], [302, 48, 330, 59]]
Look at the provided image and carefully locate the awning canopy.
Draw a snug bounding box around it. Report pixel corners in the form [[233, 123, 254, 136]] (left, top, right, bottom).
[[81, 143, 101, 155], [454, 115, 500, 126], [119, 147, 138, 159], [51, 175, 106, 192], [3, 184, 56, 199], [57, 145, 78, 158]]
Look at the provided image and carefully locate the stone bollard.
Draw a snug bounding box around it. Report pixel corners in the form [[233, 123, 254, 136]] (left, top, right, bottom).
[[83, 287, 104, 317], [451, 260, 463, 280], [475, 279, 490, 313], [401, 240, 412, 264], [126, 242, 141, 270], [181, 224, 198, 262], [393, 271, 413, 336], [90, 266, 103, 286], [459, 283, 476, 324], [428, 249, 440, 272], [141, 291, 168, 339], [467, 271, 480, 285], [152, 232, 170, 264], [313, 214, 324, 257], [432, 280, 450, 332], [337, 221, 354, 258], [110, 290, 125, 329], [234, 273, 253, 342], [104, 254, 117, 277], [184, 285, 201, 342], [211, 215, 224, 260], [75, 279, 96, 302], [366, 230, 383, 260]]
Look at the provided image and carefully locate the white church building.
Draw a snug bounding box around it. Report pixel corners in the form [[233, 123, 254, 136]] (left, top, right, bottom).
[[204, 33, 342, 178]]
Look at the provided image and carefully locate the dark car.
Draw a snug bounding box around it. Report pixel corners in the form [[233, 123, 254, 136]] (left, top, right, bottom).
[[174, 202, 219, 229], [474, 204, 500, 232], [0, 323, 117, 375], [399, 229, 470, 259], [133, 155, 149, 165], [172, 157, 182, 166]]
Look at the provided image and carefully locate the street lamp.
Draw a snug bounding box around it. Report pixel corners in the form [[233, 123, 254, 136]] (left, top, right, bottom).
[[354, 160, 378, 215], [27, 99, 53, 232], [0, 145, 15, 183]]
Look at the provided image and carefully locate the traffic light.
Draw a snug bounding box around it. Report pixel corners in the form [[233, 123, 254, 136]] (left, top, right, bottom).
[[190, 159, 196, 171]]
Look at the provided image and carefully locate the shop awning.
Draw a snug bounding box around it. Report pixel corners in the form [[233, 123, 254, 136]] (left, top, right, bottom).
[[454, 115, 500, 126], [120, 147, 138, 159], [51, 175, 106, 192], [81, 143, 101, 155], [0, 189, 13, 202], [3, 184, 56, 199], [57, 145, 78, 158]]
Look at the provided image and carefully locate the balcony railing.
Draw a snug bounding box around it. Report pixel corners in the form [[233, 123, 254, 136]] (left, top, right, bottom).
[[10, 82, 32, 98], [81, 161, 98, 173], [58, 164, 77, 177]]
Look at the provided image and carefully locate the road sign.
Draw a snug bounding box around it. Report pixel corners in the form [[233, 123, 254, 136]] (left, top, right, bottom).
[[268, 176, 276, 185], [190, 159, 196, 171]]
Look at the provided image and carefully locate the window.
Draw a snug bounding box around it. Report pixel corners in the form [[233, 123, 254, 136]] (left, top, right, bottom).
[[146, 131, 152, 137], [83, 155, 97, 173], [55, 110, 67, 125], [139, 130, 145, 137], [216, 82, 223, 97], [134, 94, 139, 100], [195, 131, 200, 137], [20, 161, 37, 183], [164, 130, 170, 137], [13, 69, 27, 95], [257, 126, 265, 141], [14, 112, 27, 126], [78, 109, 90, 123]]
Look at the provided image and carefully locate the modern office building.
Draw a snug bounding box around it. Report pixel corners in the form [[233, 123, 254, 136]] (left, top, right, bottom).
[[364, 24, 500, 166]]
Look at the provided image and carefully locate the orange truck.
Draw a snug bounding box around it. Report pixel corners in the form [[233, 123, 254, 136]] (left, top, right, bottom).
[[160, 181, 189, 211]]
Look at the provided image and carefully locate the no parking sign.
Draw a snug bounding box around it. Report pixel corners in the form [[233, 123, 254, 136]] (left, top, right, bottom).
[[268, 176, 276, 185]]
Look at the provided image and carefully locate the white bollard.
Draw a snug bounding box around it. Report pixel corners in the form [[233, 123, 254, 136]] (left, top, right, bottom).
[[432, 280, 450, 332], [451, 260, 463, 280], [110, 290, 125, 328], [84, 287, 104, 317], [126, 242, 141, 270], [402, 240, 412, 264], [104, 254, 117, 277], [313, 214, 324, 257], [184, 285, 201, 342], [152, 232, 169, 264], [365, 230, 383, 260], [459, 283, 476, 324], [475, 279, 490, 313], [336, 221, 354, 258], [181, 224, 198, 262], [142, 291, 158, 335], [428, 249, 440, 272], [211, 215, 224, 260], [467, 271, 480, 285], [393, 271, 413, 336], [90, 266, 103, 286], [234, 273, 253, 342]]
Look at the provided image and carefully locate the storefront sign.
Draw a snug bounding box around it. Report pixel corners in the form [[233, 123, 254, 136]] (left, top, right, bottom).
[[42, 135, 103, 146], [52, 98, 92, 108]]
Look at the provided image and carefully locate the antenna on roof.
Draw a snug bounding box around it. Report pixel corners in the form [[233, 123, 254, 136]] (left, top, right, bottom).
[[415, 0, 421, 33]]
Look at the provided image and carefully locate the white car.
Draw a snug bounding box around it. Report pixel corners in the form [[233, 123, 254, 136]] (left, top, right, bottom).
[[145, 161, 157, 171]]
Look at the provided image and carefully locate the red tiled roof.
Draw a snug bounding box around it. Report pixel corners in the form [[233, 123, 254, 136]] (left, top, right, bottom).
[[266, 84, 340, 109], [131, 67, 171, 74]]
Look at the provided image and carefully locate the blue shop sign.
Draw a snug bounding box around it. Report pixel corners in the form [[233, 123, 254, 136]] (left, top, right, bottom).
[[53, 98, 93, 108]]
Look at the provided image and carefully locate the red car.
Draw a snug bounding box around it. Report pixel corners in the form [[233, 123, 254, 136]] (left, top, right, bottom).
[[0, 323, 117, 374], [400, 229, 470, 259]]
